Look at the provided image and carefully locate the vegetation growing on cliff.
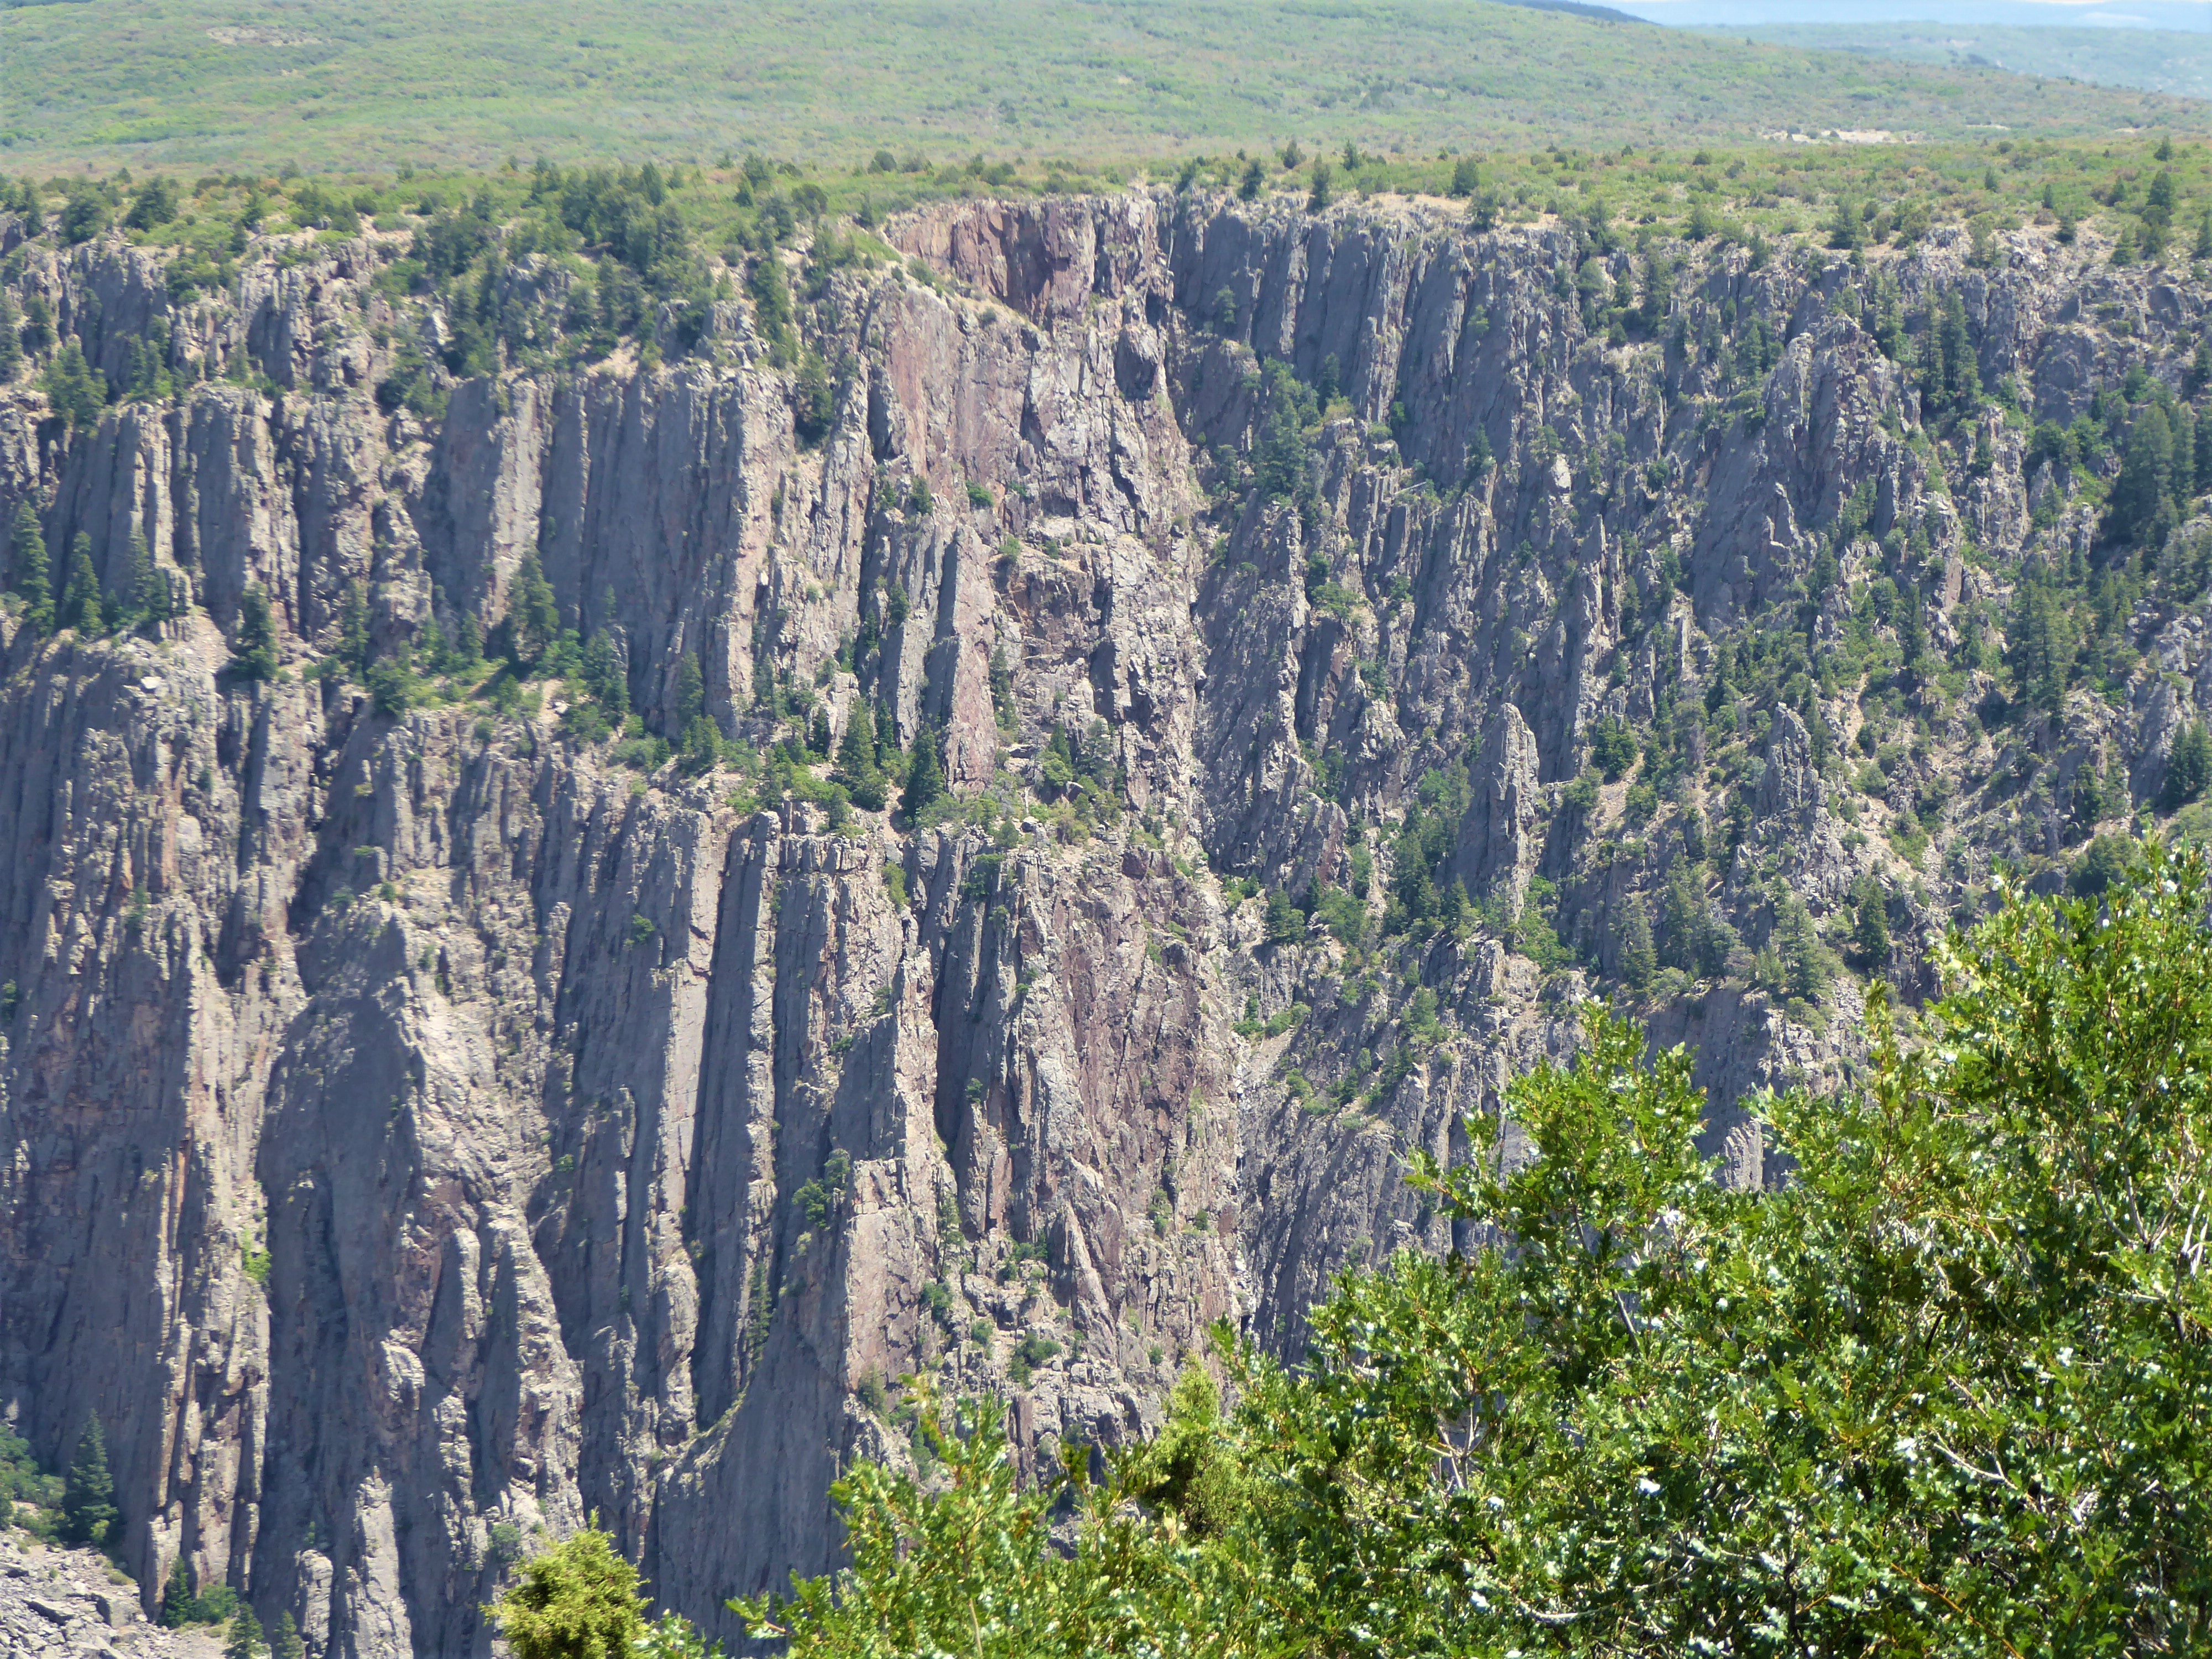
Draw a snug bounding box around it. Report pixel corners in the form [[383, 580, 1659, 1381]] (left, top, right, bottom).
[[737, 837, 2212, 1657]]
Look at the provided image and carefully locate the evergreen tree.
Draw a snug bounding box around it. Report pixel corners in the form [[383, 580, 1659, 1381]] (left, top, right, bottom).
[[0, 291, 19, 383], [581, 630, 628, 717], [57, 532, 103, 635], [1657, 864, 1703, 972], [337, 579, 371, 675], [417, 609, 448, 674], [453, 611, 484, 673], [678, 714, 723, 775], [1262, 886, 1304, 946], [2162, 721, 2211, 811], [19, 296, 54, 358], [675, 653, 706, 733], [2110, 404, 2175, 547], [794, 350, 834, 446], [62, 1413, 116, 1547], [161, 1557, 196, 1627], [41, 341, 108, 430], [2173, 403, 2197, 508], [1617, 900, 1656, 994], [508, 550, 559, 669], [1851, 879, 1892, 965], [901, 724, 946, 821], [1306, 160, 1334, 213], [2007, 581, 2074, 719], [223, 1604, 264, 1659], [835, 702, 886, 810], [230, 584, 279, 680], [11, 501, 51, 635], [270, 1611, 305, 1659], [1827, 198, 1864, 251], [124, 528, 166, 629], [1775, 890, 1835, 1005], [1921, 294, 1979, 416]]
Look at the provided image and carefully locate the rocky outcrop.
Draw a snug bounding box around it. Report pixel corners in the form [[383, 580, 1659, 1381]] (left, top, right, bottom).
[[0, 188, 2206, 1656], [0, 1532, 221, 1659]]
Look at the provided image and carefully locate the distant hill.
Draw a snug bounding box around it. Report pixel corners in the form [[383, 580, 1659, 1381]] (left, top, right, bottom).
[[1618, 0, 2208, 29], [0, 0, 2202, 175], [1703, 22, 2212, 103]]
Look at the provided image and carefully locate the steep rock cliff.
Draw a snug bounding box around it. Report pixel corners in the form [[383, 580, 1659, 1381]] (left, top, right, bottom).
[[0, 189, 2207, 1655]]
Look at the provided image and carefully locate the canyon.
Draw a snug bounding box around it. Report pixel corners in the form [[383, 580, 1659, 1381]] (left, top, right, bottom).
[[0, 186, 2206, 1654]]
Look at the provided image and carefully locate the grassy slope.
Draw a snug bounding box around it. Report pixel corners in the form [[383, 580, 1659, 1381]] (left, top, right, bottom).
[[1722, 24, 2212, 105], [1, 0, 2204, 176]]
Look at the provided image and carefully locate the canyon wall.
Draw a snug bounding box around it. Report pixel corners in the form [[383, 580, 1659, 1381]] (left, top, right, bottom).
[[0, 189, 2205, 1654]]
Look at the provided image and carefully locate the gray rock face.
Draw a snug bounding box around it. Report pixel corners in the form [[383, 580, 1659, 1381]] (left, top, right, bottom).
[[1457, 703, 1542, 909], [0, 1532, 221, 1659], [0, 190, 2205, 1654]]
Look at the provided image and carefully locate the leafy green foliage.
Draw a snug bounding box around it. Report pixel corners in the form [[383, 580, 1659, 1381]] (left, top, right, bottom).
[[0, 1420, 61, 1532], [733, 1390, 1259, 1659], [161, 1556, 238, 1629], [754, 842, 2212, 1658], [490, 1522, 647, 1659]]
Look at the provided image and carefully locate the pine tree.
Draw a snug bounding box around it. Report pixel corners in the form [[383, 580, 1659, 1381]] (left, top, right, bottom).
[[11, 501, 51, 635], [270, 1611, 305, 1659], [835, 702, 885, 810], [223, 1603, 264, 1659], [1262, 885, 1304, 946], [62, 1413, 117, 1547], [0, 291, 20, 383], [2008, 581, 2074, 719], [2162, 721, 2211, 811], [901, 724, 946, 821], [1618, 900, 1656, 994], [230, 584, 279, 680], [123, 528, 164, 630], [1307, 160, 1334, 213], [508, 550, 559, 668], [161, 1556, 196, 1627], [337, 579, 371, 674], [19, 296, 54, 358], [1657, 865, 1703, 972], [679, 715, 722, 775], [675, 653, 706, 731], [1851, 880, 1892, 965], [581, 630, 628, 717], [2110, 405, 2175, 547], [1775, 892, 1835, 1006], [57, 531, 103, 635], [453, 611, 484, 673]]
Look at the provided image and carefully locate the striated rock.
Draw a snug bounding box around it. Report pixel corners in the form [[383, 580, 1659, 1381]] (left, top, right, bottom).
[[0, 190, 2204, 1656]]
